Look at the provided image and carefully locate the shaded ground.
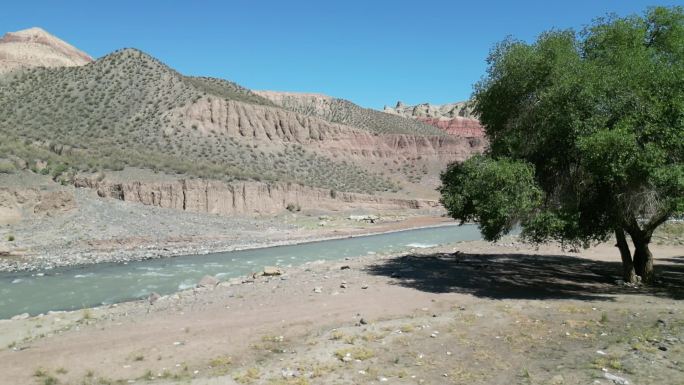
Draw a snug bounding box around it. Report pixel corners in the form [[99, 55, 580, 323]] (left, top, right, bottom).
[[368, 251, 684, 300]]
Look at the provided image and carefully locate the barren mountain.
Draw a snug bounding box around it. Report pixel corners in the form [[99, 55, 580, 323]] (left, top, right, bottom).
[[0, 34, 485, 217], [384, 100, 485, 137], [0, 27, 92, 75]]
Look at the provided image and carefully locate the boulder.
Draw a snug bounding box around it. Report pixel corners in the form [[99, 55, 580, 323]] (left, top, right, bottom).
[[148, 292, 161, 304], [11, 313, 30, 321], [197, 275, 220, 288], [263, 266, 283, 276]]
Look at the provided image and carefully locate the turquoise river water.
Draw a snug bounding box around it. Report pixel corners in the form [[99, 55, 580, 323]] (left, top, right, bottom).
[[0, 224, 483, 319]]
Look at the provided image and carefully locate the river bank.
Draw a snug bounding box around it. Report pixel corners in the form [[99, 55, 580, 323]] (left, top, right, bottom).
[[0, 238, 682, 385], [0, 186, 450, 272]]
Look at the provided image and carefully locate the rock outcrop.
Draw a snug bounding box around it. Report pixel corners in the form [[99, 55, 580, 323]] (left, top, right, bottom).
[[0, 27, 92, 75], [74, 177, 439, 216], [415, 117, 485, 138], [383, 101, 486, 138], [384, 100, 476, 119]]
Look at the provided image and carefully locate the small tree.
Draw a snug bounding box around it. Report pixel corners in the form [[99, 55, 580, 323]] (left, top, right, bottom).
[[440, 6, 684, 284]]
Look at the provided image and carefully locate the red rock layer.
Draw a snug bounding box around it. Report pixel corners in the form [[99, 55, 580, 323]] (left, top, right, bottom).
[[416, 117, 485, 138]]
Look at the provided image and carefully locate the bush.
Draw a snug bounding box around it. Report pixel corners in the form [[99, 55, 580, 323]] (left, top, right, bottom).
[[286, 203, 301, 212], [0, 160, 16, 174]]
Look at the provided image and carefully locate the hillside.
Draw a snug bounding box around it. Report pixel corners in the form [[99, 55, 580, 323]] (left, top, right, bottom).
[[0, 27, 92, 75], [0, 48, 398, 194], [254, 91, 446, 136], [0, 30, 486, 216]]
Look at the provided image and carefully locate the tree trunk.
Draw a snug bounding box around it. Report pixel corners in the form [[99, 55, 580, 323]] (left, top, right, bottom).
[[615, 229, 637, 283], [633, 236, 654, 284]]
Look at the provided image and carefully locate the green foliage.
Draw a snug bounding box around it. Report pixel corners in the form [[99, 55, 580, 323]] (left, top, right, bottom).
[[440, 156, 542, 241], [442, 6, 684, 249]]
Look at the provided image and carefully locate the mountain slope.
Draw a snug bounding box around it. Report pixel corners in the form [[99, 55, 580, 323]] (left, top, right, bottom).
[[0, 49, 395, 193], [0, 27, 92, 75], [254, 91, 446, 136], [0, 37, 485, 202]]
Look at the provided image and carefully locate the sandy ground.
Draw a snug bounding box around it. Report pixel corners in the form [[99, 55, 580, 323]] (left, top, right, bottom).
[[1, 236, 683, 385]]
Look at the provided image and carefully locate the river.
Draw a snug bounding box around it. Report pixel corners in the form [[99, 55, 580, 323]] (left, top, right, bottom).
[[0, 224, 483, 319]]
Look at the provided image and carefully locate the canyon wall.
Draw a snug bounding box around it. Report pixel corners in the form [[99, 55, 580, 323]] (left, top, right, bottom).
[[74, 177, 439, 216]]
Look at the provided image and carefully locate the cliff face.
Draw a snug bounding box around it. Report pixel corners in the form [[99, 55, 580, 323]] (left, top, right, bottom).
[[74, 177, 439, 216]]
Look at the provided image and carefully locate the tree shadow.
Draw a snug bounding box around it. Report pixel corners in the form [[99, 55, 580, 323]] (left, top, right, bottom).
[[366, 251, 684, 301], [661, 256, 684, 265]]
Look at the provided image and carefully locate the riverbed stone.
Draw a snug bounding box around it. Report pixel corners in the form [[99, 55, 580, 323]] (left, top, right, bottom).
[[263, 266, 283, 276], [148, 292, 161, 304], [11, 313, 29, 321], [198, 275, 220, 288]]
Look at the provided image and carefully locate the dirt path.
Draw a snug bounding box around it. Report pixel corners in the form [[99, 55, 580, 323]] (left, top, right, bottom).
[[1, 239, 683, 385]]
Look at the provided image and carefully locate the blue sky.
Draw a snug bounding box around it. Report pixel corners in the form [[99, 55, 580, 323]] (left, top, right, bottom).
[[1, 1, 681, 108]]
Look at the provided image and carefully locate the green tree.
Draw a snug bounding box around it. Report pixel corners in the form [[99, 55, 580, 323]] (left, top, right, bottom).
[[440, 6, 684, 284]]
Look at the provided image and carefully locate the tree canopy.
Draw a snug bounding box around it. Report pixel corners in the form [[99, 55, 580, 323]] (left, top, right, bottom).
[[440, 6, 684, 284]]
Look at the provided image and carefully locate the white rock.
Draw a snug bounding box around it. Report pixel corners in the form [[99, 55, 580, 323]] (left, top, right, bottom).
[[604, 371, 629, 384]]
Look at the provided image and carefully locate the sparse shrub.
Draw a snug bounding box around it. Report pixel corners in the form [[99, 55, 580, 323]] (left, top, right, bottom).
[[0, 160, 16, 174], [285, 203, 301, 212], [334, 347, 375, 361]]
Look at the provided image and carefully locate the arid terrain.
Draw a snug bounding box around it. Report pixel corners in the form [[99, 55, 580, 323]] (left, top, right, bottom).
[[0, 25, 682, 385], [0, 232, 682, 385]]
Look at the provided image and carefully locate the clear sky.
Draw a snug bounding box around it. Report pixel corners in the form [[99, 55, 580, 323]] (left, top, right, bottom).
[[1, 1, 681, 108]]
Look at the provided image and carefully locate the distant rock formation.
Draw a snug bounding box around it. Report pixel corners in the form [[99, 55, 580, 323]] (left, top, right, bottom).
[[383, 101, 485, 138], [0, 27, 92, 74]]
